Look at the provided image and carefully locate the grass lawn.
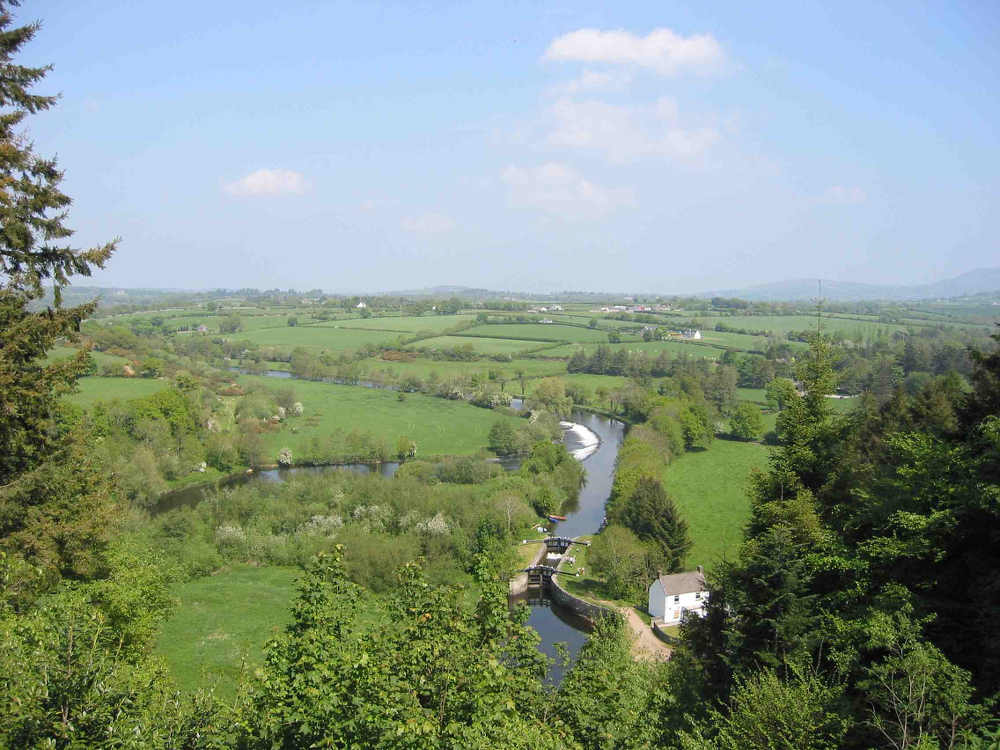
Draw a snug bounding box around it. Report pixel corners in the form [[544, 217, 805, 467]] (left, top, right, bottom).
[[240, 375, 524, 458], [230, 325, 405, 352], [155, 566, 298, 697], [407, 335, 544, 356], [67, 376, 169, 406], [662, 439, 771, 571]]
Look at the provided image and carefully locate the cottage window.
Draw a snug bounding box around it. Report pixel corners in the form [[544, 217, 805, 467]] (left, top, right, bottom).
[[695, 593, 701, 600], [673, 595, 680, 603]]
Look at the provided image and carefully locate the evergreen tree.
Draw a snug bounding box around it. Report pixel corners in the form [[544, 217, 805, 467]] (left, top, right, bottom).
[[0, 1, 116, 583], [619, 476, 691, 572]]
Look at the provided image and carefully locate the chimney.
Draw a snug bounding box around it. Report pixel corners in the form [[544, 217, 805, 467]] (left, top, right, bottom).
[[697, 565, 703, 576]]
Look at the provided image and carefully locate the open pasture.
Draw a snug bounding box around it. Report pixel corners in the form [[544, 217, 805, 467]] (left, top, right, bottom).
[[230, 325, 404, 352], [462, 323, 614, 343], [364, 356, 565, 382], [239, 375, 524, 458], [663, 439, 771, 569], [67, 376, 169, 406], [406, 335, 545, 356], [155, 566, 298, 697], [314, 314, 476, 333], [544, 340, 723, 359]]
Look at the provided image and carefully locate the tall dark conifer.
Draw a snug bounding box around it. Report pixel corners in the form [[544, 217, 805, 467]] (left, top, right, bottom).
[[0, 1, 116, 581]]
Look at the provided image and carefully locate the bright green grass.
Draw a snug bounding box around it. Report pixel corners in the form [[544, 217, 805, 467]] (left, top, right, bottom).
[[524, 373, 630, 397], [230, 325, 405, 352], [44, 345, 130, 368], [363, 357, 566, 381], [406, 335, 543, 355], [662, 439, 771, 571], [154, 566, 298, 697], [316, 314, 476, 333], [698, 314, 909, 338], [67, 376, 168, 406], [239, 375, 524, 458], [543, 340, 722, 359], [461, 323, 613, 343]]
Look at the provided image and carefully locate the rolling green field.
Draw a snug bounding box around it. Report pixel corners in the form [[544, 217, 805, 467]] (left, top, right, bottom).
[[45, 345, 131, 369], [662, 439, 771, 570], [364, 356, 566, 382], [406, 335, 546, 356], [67, 376, 169, 406], [230, 325, 405, 352], [316, 314, 476, 333], [462, 323, 614, 343], [154, 566, 298, 697], [544, 340, 723, 359], [240, 375, 524, 459], [698, 314, 909, 338]]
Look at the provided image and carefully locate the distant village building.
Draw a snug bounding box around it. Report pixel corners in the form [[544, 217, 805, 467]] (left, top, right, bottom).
[[648, 567, 708, 625], [356, 301, 367, 309], [196, 324, 209, 333], [680, 329, 702, 340]]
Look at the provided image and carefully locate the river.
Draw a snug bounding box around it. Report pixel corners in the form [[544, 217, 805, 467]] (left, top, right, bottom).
[[511, 409, 626, 682]]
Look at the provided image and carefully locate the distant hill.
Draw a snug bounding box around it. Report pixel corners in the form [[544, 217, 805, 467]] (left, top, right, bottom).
[[704, 268, 1000, 301]]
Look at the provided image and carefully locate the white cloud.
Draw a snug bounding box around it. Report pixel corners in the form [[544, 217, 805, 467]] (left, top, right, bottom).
[[224, 168, 309, 196], [401, 213, 456, 234], [501, 162, 634, 218], [562, 69, 633, 94], [547, 96, 719, 163], [544, 28, 724, 76], [821, 185, 867, 204]]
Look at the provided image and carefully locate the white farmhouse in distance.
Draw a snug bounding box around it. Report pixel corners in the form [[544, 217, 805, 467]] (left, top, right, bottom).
[[648, 567, 708, 625], [356, 300, 367, 309]]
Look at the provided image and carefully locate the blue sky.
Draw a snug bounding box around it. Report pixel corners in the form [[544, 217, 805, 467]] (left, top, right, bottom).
[[24, 0, 1000, 293]]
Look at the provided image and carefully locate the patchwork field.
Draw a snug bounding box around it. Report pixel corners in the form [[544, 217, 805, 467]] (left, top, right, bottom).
[[462, 323, 616, 343], [229, 325, 405, 352], [314, 314, 476, 333], [239, 375, 524, 459]]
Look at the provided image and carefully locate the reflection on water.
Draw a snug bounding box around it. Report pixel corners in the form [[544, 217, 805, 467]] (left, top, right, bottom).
[[153, 461, 400, 515], [510, 591, 592, 684]]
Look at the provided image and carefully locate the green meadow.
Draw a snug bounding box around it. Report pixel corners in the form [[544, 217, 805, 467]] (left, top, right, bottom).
[[662, 439, 771, 570], [239, 375, 524, 458], [67, 376, 169, 406], [364, 356, 566, 382], [407, 335, 545, 356], [316, 314, 476, 333], [154, 566, 298, 697], [230, 325, 405, 352], [462, 323, 613, 343]]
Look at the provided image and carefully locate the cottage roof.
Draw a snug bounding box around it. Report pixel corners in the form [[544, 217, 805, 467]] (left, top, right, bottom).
[[656, 570, 706, 595]]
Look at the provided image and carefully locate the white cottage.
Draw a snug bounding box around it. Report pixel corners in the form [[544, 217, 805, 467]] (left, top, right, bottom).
[[648, 567, 708, 625]]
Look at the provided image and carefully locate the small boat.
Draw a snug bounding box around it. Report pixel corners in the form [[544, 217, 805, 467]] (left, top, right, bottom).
[[547, 514, 567, 522]]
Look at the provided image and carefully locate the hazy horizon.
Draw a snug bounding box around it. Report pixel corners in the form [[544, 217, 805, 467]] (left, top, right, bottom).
[[27, 1, 999, 294]]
